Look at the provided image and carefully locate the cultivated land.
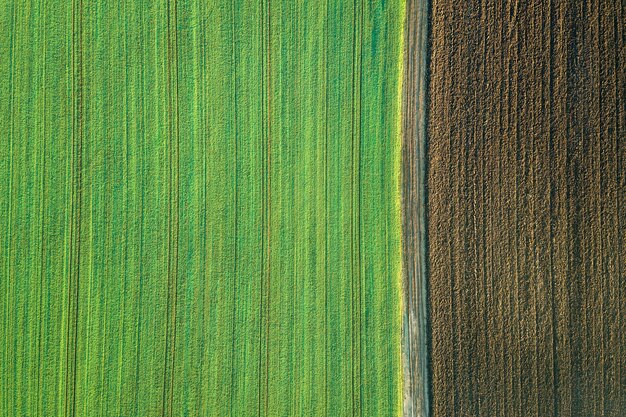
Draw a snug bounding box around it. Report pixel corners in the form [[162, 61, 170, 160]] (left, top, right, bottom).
[[427, 1, 624, 416], [0, 1, 404, 415]]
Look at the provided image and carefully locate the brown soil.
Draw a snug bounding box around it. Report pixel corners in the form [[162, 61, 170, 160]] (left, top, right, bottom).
[[426, 1, 624, 416]]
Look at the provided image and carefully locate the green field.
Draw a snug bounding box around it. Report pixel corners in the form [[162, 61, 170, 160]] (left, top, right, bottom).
[[0, 0, 404, 415]]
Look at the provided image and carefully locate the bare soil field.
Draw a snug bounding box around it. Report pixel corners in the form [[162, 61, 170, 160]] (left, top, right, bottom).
[[426, 1, 624, 415]]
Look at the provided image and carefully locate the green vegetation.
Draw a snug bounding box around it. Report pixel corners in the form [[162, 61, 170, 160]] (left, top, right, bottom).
[[0, 0, 404, 415]]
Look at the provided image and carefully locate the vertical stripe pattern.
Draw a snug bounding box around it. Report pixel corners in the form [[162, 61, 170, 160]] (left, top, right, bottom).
[[0, 0, 405, 416]]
